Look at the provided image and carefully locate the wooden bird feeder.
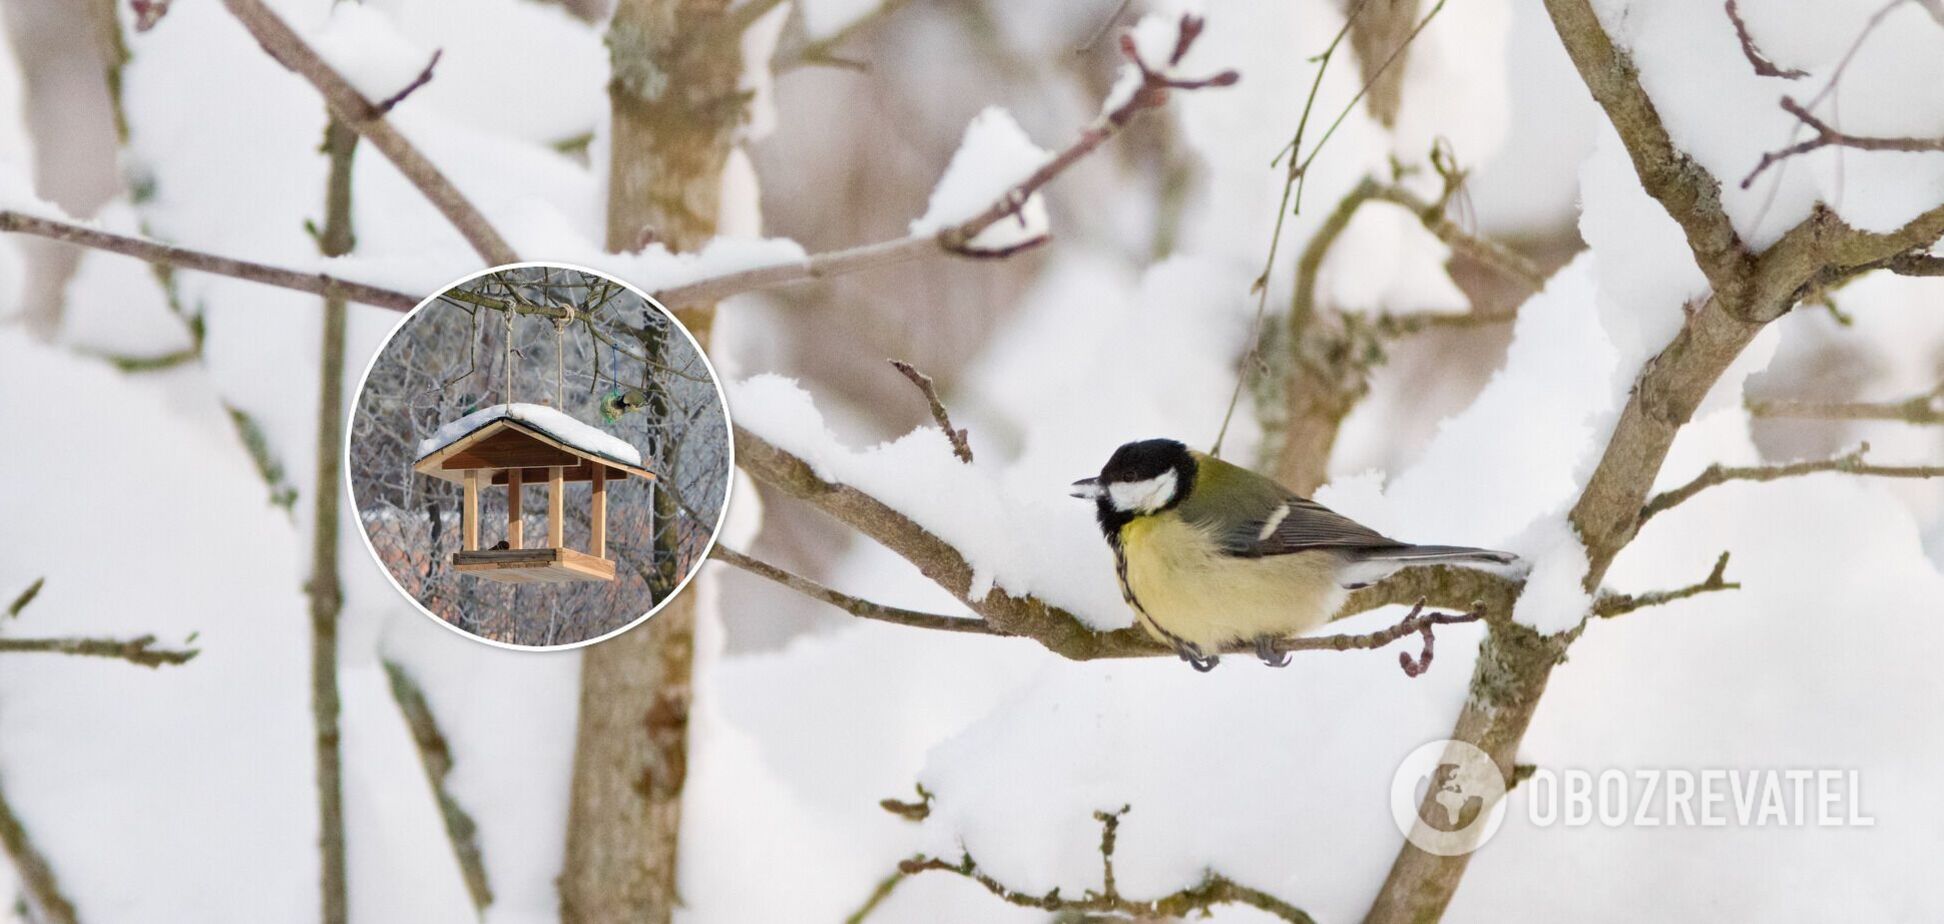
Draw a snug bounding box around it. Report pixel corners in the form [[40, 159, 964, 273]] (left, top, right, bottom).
[[412, 404, 655, 584]]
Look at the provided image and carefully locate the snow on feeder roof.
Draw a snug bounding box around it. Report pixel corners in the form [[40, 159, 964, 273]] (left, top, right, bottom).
[[415, 403, 644, 471], [412, 403, 655, 585]]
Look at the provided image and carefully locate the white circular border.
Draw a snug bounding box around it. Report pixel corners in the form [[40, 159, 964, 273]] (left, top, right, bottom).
[[343, 261, 736, 652], [1388, 738, 1509, 857]]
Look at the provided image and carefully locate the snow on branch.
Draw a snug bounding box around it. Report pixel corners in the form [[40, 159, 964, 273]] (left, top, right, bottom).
[[652, 12, 1237, 307], [220, 0, 518, 265], [850, 803, 1317, 924], [1724, 0, 1807, 80], [730, 424, 1515, 665], [1638, 442, 1944, 527]]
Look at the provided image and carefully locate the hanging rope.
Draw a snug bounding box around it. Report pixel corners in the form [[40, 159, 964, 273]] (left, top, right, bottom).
[[502, 306, 515, 405]]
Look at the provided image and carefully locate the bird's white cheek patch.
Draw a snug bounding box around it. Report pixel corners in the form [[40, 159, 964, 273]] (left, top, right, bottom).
[[1108, 470, 1178, 513]]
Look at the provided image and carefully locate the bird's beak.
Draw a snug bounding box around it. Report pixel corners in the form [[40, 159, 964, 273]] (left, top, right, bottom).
[[1069, 477, 1101, 500]]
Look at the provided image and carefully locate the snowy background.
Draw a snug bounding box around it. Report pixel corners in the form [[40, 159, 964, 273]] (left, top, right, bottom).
[[1, 0, 1941, 922]]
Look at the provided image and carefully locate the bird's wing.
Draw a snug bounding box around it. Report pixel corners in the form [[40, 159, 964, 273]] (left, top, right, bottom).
[[1225, 495, 1405, 558], [1179, 452, 1402, 558]]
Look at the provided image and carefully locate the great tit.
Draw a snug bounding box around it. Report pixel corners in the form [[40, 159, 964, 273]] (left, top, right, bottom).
[[1071, 438, 1517, 672]]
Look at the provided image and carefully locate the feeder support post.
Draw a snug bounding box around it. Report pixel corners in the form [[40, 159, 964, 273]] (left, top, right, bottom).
[[591, 466, 607, 559], [462, 469, 479, 551], [507, 468, 524, 549], [548, 466, 565, 549]]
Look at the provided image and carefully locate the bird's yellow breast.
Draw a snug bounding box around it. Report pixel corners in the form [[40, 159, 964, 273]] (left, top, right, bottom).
[[1118, 514, 1344, 651]]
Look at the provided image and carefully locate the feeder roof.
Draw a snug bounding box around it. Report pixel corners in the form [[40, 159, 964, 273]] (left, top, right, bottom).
[[412, 403, 654, 483]]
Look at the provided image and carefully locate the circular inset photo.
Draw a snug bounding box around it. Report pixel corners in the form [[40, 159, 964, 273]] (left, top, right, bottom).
[[347, 263, 731, 648]]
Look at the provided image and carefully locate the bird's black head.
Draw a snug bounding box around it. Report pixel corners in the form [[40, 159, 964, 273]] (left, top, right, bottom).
[[1070, 438, 1198, 538]]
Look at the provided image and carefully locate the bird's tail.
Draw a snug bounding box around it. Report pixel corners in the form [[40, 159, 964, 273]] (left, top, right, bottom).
[[1351, 544, 1519, 567], [1336, 544, 1519, 589]]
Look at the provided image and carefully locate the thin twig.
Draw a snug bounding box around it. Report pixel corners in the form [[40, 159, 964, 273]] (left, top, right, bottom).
[[854, 800, 1314, 923], [221, 0, 518, 265], [0, 772, 78, 924], [0, 210, 420, 310], [384, 661, 492, 912], [711, 545, 1003, 635], [888, 359, 972, 462], [1640, 442, 1944, 526], [1743, 95, 1944, 189], [1725, 0, 1807, 79], [0, 635, 199, 667], [663, 13, 1237, 307], [1747, 383, 1944, 424], [1593, 551, 1740, 618], [6, 577, 42, 618], [372, 49, 443, 116]]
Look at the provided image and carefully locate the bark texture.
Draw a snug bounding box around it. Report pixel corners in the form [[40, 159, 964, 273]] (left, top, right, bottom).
[[560, 2, 742, 920]]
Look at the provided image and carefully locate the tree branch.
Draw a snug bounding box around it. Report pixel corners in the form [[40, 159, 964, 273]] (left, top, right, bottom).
[[1725, 0, 1807, 79], [851, 803, 1317, 924], [0, 634, 199, 667], [654, 13, 1236, 309], [1639, 443, 1944, 526], [733, 424, 1518, 663], [1367, 4, 1944, 919], [1747, 383, 1944, 424], [0, 772, 78, 924], [384, 661, 492, 912], [0, 210, 420, 310], [220, 0, 518, 265], [1593, 551, 1739, 618], [1743, 96, 1944, 189], [710, 545, 1002, 635], [888, 359, 972, 463]]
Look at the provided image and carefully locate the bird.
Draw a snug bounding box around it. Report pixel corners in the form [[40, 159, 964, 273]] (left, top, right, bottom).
[[1071, 438, 1517, 672], [600, 385, 650, 423]]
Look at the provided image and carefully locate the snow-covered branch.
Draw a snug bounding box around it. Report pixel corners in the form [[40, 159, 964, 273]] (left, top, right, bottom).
[[731, 424, 1516, 663], [220, 0, 518, 265], [0, 210, 420, 310], [1639, 443, 1944, 526], [654, 13, 1237, 309], [1370, 2, 1944, 920]]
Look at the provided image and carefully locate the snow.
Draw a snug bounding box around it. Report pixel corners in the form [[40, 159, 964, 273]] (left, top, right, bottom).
[[1508, 516, 1593, 634], [727, 373, 1128, 628], [910, 107, 1051, 253], [1592, 0, 1944, 247], [0, 330, 316, 921], [11, 0, 1944, 920], [799, 0, 882, 41], [414, 402, 644, 468], [305, 3, 435, 111]]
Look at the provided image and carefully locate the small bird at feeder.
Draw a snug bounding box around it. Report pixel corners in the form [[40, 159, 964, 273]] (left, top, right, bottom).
[[600, 386, 650, 422]]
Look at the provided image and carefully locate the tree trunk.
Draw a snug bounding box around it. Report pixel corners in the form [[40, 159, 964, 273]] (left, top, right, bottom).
[[559, 2, 743, 920]]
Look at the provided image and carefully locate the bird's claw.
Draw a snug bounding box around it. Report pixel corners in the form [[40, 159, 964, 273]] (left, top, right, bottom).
[[1175, 641, 1219, 672], [1254, 636, 1290, 668]]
